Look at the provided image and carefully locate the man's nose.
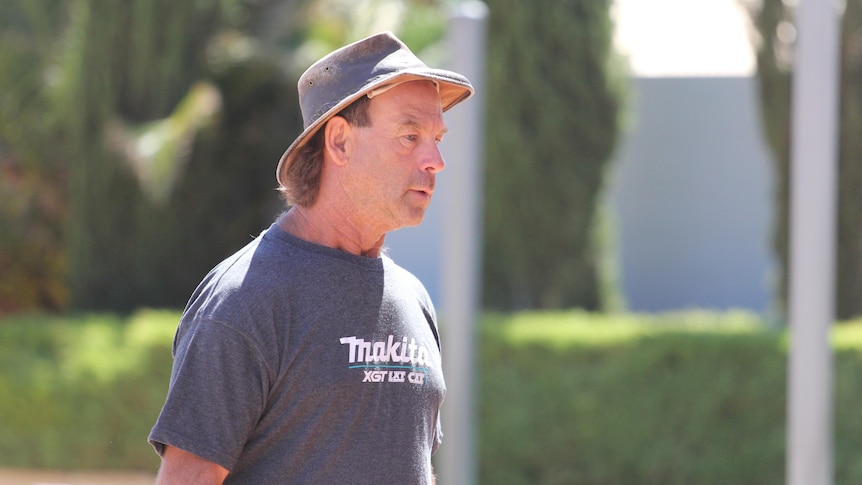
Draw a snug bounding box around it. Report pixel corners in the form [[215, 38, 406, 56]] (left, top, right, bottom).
[[421, 143, 446, 173]]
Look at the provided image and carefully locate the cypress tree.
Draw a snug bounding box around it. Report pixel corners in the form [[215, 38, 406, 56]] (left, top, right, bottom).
[[744, 0, 862, 320], [481, 0, 624, 310]]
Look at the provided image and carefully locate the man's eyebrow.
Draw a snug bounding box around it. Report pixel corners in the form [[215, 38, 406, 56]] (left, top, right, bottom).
[[396, 115, 449, 135], [396, 115, 423, 128]]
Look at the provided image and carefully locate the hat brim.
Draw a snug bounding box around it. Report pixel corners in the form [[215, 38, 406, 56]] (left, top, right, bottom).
[[275, 69, 473, 190]]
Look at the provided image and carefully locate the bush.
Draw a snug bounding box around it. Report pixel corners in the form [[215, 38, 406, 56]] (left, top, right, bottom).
[[479, 311, 862, 484], [0, 310, 177, 470], [5, 310, 862, 483], [0, 2, 68, 314]]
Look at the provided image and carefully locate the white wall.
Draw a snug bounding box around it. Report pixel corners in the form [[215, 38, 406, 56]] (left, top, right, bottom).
[[607, 76, 775, 312]]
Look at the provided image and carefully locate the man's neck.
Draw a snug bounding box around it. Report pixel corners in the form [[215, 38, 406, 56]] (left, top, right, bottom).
[[277, 207, 386, 258]]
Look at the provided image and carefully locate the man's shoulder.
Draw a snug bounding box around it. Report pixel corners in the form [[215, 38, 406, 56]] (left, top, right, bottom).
[[209, 223, 309, 285], [382, 255, 431, 298], [183, 226, 298, 319]]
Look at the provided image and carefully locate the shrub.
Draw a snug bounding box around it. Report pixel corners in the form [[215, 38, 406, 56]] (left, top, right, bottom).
[[5, 310, 862, 484], [479, 311, 862, 484], [0, 310, 177, 470]]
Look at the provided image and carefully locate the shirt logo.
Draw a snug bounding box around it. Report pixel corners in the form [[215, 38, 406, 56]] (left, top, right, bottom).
[[339, 335, 431, 385]]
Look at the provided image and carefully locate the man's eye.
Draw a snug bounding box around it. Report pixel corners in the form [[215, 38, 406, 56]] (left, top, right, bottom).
[[404, 135, 418, 142]]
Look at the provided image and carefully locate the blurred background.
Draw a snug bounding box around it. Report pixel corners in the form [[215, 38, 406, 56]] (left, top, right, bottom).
[[2, 0, 862, 483]]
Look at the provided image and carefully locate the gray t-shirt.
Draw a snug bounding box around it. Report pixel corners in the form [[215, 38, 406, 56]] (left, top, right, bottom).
[[149, 223, 445, 484]]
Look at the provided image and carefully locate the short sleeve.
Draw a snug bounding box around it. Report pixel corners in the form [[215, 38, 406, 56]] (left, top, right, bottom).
[[432, 409, 443, 455], [148, 317, 272, 470]]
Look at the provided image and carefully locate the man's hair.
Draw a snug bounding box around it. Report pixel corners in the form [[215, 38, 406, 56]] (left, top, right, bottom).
[[279, 96, 372, 207]]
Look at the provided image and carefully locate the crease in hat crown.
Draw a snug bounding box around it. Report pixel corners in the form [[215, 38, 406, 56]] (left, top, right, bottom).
[[276, 31, 474, 189]]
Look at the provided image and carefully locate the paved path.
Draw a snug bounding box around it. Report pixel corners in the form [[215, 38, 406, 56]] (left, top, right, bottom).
[[0, 469, 155, 485]]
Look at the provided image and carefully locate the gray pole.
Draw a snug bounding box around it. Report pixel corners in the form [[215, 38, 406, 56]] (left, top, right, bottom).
[[786, 1, 840, 484], [439, 2, 487, 485]]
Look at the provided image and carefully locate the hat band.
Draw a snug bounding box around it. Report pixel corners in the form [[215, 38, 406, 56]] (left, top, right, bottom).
[[366, 79, 440, 99]]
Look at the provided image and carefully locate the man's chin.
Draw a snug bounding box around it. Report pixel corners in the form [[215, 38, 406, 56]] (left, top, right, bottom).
[[399, 209, 428, 229]]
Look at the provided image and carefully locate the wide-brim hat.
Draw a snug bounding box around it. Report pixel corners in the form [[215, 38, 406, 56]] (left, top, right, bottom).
[[276, 31, 474, 188]]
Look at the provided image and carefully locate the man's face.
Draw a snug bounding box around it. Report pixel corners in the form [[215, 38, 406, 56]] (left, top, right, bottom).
[[344, 80, 447, 232]]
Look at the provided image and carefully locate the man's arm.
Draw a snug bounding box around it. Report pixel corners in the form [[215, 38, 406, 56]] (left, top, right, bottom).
[[155, 445, 230, 485]]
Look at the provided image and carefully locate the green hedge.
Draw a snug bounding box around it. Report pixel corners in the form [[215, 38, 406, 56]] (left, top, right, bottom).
[[0, 310, 176, 471], [481, 311, 862, 484], [4, 310, 862, 483]]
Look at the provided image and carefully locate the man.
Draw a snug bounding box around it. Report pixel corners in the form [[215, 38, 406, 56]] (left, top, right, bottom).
[[148, 31, 474, 484]]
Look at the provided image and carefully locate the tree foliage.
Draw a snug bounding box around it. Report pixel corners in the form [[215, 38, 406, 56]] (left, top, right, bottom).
[[2, 0, 625, 314], [0, 1, 68, 313], [743, 0, 862, 320], [57, 0, 308, 311], [0, 0, 310, 313], [481, 0, 625, 310]]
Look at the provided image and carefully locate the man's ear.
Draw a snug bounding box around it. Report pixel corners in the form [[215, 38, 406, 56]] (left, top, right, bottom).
[[324, 116, 352, 166]]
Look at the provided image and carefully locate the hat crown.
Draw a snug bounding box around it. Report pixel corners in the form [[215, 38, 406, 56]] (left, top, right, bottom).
[[276, 31, 473, 191], [298, 32, 424, 128]]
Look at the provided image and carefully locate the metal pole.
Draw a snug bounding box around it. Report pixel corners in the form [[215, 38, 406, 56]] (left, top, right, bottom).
[[786, 1, 840, 484], [439, 2, 487, 485]]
